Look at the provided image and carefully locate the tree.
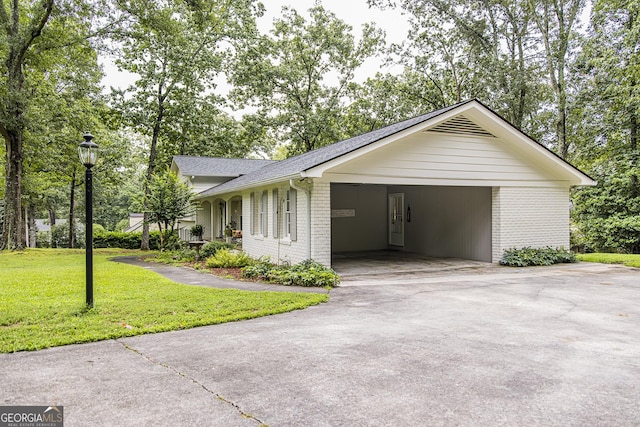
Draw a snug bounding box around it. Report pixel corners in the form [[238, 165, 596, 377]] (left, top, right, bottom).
[[230, 4, 384, 155], [528, 0, 586, 158], [21, 13, 107, 248], [145, 168, 195, 249], [111, 0, 261, 250], [0, 0, 55, 249], [370, 0, 547, 133], [344, 71, 434, 135], [570, 0, 640, 253], [0, 0, 113, 250]]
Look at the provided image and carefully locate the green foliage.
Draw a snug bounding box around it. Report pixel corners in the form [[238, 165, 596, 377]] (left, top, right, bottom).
[[243, 259, 340, 287], [200, 241, 234, 259], [146, 169, 196, 234], [50, 222, 84, 249], [205, 248, 252, 268], [115, 219, 130, 232], [190, 224, 204, 239], [110, 0, 262, 169], [230, 4, 384, 154], [93, 230, 173, 250], [577, 253, 640, 268], [500, 247, 577, 267], [154, 248, 198, 264], [0, 249, 327, 353], [572, 166, 640, 253]]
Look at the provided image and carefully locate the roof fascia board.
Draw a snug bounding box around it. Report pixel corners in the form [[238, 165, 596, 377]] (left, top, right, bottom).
[[463, 103, 596, 186]]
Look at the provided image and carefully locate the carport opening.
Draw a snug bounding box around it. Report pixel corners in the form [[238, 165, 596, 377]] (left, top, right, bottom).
[[330, 183, 492, 264]]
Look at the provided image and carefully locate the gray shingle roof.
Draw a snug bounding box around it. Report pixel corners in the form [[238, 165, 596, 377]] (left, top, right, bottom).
[[172, 156, 276, 177], [199, 101, 469, 197]]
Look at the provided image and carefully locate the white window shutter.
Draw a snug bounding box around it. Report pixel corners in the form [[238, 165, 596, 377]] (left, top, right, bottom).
[[272, 189, 279, 238], [249, 192, 255, 235]]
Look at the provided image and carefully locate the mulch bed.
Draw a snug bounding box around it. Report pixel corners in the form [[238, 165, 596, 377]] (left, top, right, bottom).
[[184, 261, 247, 281]]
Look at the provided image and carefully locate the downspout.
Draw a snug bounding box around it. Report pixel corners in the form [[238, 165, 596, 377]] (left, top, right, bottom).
[[290, 179, 312, 260]]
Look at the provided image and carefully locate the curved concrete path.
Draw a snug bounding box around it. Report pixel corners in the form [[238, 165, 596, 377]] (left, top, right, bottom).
[[113, 256, 328, 294], [1, 260, 639, 426]]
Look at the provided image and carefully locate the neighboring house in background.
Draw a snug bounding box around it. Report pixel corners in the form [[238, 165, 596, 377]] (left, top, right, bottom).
[[170, 156, 276, 240], [185, 99, 595, 267], [125, 213, 159, 233]]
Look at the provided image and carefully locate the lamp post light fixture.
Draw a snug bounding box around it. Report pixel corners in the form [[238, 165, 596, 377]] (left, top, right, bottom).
[[78, 132, 99, 307]]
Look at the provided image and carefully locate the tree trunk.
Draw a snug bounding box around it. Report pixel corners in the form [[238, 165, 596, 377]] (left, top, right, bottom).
[[48, 207, 56, 226], [28, 203, 36, 248], [630, 108, 638, 198], [141, 101, 165, 250], [69, 169, 77, 248], [2, 131, 24, 250]]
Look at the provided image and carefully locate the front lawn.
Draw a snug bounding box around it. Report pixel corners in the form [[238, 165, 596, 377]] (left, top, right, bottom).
[[0, 249, 327, 353], [576, 253, 640, 268]]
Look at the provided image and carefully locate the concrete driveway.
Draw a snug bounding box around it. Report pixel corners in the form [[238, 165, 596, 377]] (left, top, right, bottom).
[[1, 261, 639, 426]]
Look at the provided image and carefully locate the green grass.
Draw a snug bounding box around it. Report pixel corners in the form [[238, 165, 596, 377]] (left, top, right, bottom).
[[577, 253, 640, 268], [0, 249, 328, 353]]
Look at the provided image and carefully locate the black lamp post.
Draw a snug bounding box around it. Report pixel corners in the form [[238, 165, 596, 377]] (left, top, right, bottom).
[[78, 132, 99, 307]]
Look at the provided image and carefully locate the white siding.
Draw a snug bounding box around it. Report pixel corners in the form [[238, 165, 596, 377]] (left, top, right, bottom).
[[324, 133, 566, 187], [492, 186, 571, 262]]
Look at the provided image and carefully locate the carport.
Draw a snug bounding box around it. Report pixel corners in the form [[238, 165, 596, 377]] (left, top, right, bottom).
[[331, 184, 492, 263]]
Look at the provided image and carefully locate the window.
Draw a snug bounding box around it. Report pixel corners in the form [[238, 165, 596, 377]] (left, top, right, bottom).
[[285, 189, 297, 241], [250, 192, 257, 235], [260, 190, 268, 237]]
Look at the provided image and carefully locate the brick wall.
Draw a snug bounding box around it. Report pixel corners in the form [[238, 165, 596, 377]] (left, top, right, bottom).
[[310, 181, 331, 266], [492, 186, 571, 262]]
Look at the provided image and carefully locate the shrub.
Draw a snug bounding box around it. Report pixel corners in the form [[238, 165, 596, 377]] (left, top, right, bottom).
[[200, 241, 234, 259], [93, 230, 172, 250], [242, 259, 273, 279], [156, 248, 198, 263], [242, 259, 340, 287], [500, 246, 577, 267], [205, 249, 252, 268]]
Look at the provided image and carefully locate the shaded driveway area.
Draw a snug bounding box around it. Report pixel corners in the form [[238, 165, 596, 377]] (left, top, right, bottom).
[[1, 261, 640, 426]]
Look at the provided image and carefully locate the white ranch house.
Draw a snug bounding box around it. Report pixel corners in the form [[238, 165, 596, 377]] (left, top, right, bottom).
[[172, 100, 595, 267]]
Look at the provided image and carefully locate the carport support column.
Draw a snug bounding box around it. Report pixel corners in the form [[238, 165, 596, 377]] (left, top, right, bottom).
[[290, 179, 312, 261], [225, 199, 231, 236], [310, 181, 331, 267], [492, 187, 501, 263]]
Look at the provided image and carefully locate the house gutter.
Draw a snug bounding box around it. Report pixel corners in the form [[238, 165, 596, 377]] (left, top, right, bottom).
[[197, 174, 300, 199], [289, 178, 312, 260]]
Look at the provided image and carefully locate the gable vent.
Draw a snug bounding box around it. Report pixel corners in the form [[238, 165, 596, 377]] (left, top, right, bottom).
[[426, 115, 496, 137]]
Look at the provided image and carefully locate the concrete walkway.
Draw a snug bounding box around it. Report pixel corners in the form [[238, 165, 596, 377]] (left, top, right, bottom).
[[113, 256, 328, 294], [1, 260, 639, 426]]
